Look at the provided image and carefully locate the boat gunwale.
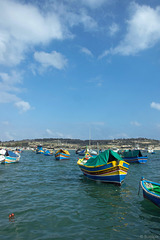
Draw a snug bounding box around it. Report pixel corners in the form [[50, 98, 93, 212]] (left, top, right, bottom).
[[77, 159, 129, 169], [141, 179, 160, 199]]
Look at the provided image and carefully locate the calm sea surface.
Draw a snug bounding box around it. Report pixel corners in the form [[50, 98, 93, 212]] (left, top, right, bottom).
[[0, 150, 160, 240]]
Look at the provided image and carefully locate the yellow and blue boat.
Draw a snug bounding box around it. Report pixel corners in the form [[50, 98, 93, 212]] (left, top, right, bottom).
[[55, 149, 70, 160], [77, 149, 129, 185], [1, 150, 20, 164], [44, 149, 53, 156], [36, 145, 44, 154]]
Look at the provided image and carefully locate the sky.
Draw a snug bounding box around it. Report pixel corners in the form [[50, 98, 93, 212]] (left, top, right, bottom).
[[1, 0, 160, 141]]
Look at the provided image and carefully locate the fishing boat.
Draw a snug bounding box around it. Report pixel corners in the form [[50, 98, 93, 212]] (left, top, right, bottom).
[[89, 149, 98, 155], [1, 150, 20, 164], [55, 149, 70, 160], [140, 177, 160, 208], [78, 149, 87, 156], [36, 145, 44, 154], [78, 148, 97, 156], [15, 148, 22, 153], [148, 148, 155, 154], [77, 149, 129, 185], [44, 149, 53, 156], [120, 150, 147, 163]]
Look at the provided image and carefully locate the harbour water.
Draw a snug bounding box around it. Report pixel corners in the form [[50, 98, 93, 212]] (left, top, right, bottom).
[[0, 150, 160, 240]]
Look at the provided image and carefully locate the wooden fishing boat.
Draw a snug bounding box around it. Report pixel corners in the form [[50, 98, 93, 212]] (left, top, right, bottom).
[[55, 149, 70, 160], [36, 145, 44, 154], [77, 149, 129, 185], [15, 148, 22, 153], [140, 177, 160, 208], [121, 150, 147, 163], [1, 150, 20, 164], [44, 150, 53, 156], [78, 148, 97, 156]]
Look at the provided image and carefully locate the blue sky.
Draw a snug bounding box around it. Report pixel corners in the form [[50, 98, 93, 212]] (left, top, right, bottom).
[[1, 0, 160, 141]]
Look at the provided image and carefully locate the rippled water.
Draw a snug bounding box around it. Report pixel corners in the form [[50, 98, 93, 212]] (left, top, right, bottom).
[[0, 150, 160, 240]]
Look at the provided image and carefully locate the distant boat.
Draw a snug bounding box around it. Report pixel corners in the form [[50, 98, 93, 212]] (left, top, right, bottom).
[[75, 148, 83, 154], [77, 149, 129, 185], [44, 149, 53, 156], [140, 177, 160, 208], [36, 145, 44, 154], [15, 148, 22, 153], [148, 148, 155, 154], [111, 148, 119, 153], [78, 147, 97, 156], [1, 150, 20, 164], [89, 149, 98, 155], [78, 149, 86, 156], [121, 149, 147, 163], [55, 149, 70, 160]]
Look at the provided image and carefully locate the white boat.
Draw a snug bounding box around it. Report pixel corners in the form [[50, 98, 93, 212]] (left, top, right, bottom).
[[0, 149, 20, 164], [111, 148, 119, 153], [88, 149, 98, 155]]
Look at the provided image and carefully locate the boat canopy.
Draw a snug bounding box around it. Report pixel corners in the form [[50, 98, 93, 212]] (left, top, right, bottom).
[[84, 149, 123, 167], [122, 150, 142, 158]]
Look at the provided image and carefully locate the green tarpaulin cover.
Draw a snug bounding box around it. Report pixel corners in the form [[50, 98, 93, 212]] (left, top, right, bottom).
[[121, 150, 142, 158], [84, 149, 123, 167]]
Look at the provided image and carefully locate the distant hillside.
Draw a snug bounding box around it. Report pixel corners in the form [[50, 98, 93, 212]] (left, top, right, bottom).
[[1, 137, 160, 150]]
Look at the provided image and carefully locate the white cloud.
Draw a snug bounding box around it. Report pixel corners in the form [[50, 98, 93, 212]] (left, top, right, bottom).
[[88, 76, 103, 87], [81, 47, 93, 57], [101, 3, 160, 57], [0, 0, 64, 66], [0, 0, 99, 66], [14, 101, 31, 113], [91, 122, 105, 126], [109, 133, 129, 139], [151, 102, 160, 110], [109, 23, 120, 36], [2, 121, 9, 126], [0, 71, 31, 113], [34, 51, 68, 70], [81, 0, 109, 9], [79, 9, 98, 30], [0, 71, 22, 92], [4, 131, 15, 141], [46, 129, 54, 135], [130, 121, 141, 127]]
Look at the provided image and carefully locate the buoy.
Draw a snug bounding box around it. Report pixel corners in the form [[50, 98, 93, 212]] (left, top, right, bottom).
[[9, 213, 14, 218]]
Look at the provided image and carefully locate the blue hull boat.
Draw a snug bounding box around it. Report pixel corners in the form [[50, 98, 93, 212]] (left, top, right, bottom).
[[121, 150, 147, 163], [140, 178, 160, 208], [77, 149, 129, 185]]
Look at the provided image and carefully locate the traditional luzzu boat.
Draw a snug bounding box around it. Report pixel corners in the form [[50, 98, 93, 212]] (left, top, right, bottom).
[[55, 149, 70, 160], [44, 149, 53, 156], [1, 150, 20, 164], [120, 150, 147, 163], [36, 145, 44, 154], [140, 177, 160, 208], [77, 149, 129, 185]]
